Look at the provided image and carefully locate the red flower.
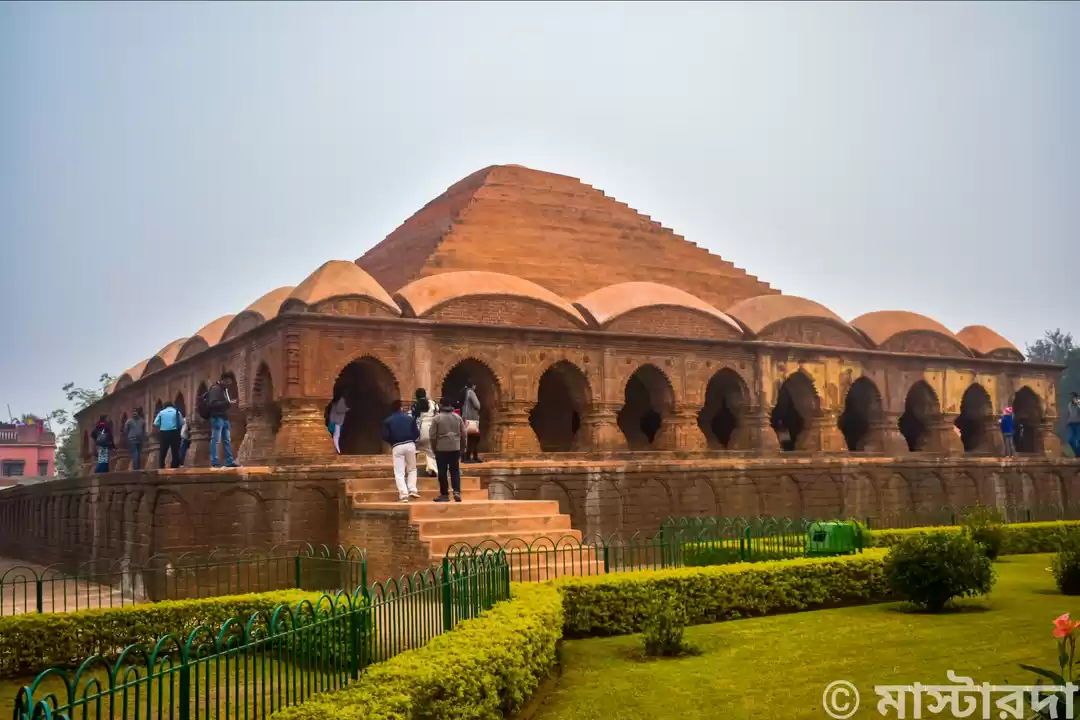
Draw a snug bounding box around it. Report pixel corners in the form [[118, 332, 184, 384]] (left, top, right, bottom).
[[1053, 613, 1080, 639]]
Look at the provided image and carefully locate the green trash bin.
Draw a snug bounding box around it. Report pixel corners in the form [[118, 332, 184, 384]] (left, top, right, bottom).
[[805, 521, 858, 556]]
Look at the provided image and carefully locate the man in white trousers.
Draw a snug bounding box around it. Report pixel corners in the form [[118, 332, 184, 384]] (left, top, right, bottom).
[[381, 406, 421, 502]]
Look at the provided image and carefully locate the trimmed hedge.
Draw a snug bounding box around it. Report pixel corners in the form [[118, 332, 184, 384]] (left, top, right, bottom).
[[272, 582, 563, 720], [0, 589, 321, 678], [557, 550, 891, 637], [873, 520, 1080, 555]]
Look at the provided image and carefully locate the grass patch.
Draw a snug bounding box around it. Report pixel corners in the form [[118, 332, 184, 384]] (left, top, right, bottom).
[[536, 554, 1068, 720]]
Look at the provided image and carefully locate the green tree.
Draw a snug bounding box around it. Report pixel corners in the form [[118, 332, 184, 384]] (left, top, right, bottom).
[[1027, 329, 1080, 456], [49, 373, 115, 478]]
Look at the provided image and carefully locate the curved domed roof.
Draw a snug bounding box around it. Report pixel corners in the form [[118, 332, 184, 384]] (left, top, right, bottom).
[[284, 261, 399, 315], [574, 282, 742, 332], [726, 295, 850, 336], [144, 337, 190, 375], [244, 286, 295, 322], [176, 315, 236, 361], [850, 310, 970, 356], [115, 358, 151, 390], [396, 271, 588, 326], [957, 325, 1022, 358]]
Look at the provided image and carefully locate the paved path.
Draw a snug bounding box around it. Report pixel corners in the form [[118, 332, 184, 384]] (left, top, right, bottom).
[[0, 556, 130, 615]]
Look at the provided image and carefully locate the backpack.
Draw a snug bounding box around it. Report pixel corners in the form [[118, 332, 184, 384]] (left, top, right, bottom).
[[197, 391, 212, 420]]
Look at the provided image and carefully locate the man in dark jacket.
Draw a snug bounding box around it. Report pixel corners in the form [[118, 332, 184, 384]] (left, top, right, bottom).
[[123, 410, 147, 470], [382, 406, 421, 502], [429, 398, 468, 502], [205, 373, 240, 468]]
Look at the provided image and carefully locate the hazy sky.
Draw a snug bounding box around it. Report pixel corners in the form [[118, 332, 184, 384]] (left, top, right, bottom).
[[2, 1, 1078, 419]]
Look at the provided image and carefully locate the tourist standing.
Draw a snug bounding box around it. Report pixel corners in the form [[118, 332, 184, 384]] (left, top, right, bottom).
[[327, 396, 349, 454], [92, 416, 114, 473], [203, 373, 240, 468], [1000, 406, 1015, 458], [411, 388, 438, 477], [429, 399, 467, 502], [154, 401, 184, 469], [179, 413, 191, 466], [1067, 392, 1080, 458], [381, 406, 420, 502], [124, 409, 146, 470], [461, 379, 482, 463]]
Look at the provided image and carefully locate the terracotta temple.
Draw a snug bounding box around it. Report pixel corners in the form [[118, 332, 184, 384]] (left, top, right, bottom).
[[2, 164, 1073, 580]]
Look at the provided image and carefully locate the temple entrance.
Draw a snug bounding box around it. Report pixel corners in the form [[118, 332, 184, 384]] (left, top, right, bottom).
[[530, 361, 590, 452], [899, 381, 939, 452], [440, 359, 500, 454], [839, 377, 883, 452], [698, 369, 748, 449], [1012, 386, 1042, 454], [771, 373, 818, 452], [956, 384, 992, 452], [618, 364, 674, 450], [239, 363, 280, 463], [331, 357, 400, 455]]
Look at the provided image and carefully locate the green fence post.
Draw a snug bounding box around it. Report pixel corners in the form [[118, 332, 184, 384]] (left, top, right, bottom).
[[178, 651, 190, 720], [441, 557, 453, 632], [294, 553, 302, 590], [602, 545, 610, 574], [35, 578, 42, 614]]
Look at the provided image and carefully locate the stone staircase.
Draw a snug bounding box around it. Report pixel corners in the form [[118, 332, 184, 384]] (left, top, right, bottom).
[[346, 471, 584, 578]]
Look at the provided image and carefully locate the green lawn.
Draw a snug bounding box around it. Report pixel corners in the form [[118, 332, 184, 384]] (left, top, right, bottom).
[[536, 554, 1073, 720]]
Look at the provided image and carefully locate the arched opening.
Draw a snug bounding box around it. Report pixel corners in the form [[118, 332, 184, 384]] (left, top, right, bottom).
[[221, 371, 245, 452], [1012, 386, 1043, 454], [771, 372, 819, 452], [332, 357, 401, 455], [440, 359, 501, 455], [239, 363, 280, 464], [252, 363, 280, 433], [119, 413, 129, 448], [839, 377, 883, 452], [617, 364, 675, 450], [955, 384, 993, 453], [529, 361, 590, 452], [697, 369, 749, 450], [174, 393, 186, 419], [899, 381, 940, 452], [153, 399, 164, 418]]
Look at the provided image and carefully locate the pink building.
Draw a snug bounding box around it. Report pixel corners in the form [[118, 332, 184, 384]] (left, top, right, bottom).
[[0, 423, 56, 485]]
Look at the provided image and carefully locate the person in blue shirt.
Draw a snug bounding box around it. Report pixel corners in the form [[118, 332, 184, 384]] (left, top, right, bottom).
[[1000, 406, 1015, 458], [154, 402, 184, 469]]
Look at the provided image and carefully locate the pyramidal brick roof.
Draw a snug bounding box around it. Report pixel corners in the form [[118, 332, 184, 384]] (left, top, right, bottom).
[[355, 164, 778, 310]]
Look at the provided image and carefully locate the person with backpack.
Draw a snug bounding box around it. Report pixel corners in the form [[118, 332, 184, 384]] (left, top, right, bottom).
[[153, 401, 184, 469], [382, 405, 421, 502], [200, 373, 240, 468], [91, 416, 115, 473], [429, 398, 467, 502], [123, 409, 147, 470], [411, 388, 438, 477]]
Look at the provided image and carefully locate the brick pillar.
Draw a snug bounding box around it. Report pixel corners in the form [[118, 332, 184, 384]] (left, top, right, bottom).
[[112, 447, 132, 472], [984, 414, 1005, 455], [812, 410, 846, 453], [871, 413, 908, 456], [749, 406, 781, 456], [495, 401, 540, 455], [236, 405, 275, 465], [273, 399, 335, 461], [672, 405, 707, 451], [1039, 421, 1063, 457], [184, 417, 212, 468], [937, 414, 965, 455], [580, 403, 627, 453], [145, 435, 163, 470]]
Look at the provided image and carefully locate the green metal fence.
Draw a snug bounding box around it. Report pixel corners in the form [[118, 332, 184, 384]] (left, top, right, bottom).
[[445, 517, 867, 582], [13, 552, 510, 720], [0, 544, 368, 616]]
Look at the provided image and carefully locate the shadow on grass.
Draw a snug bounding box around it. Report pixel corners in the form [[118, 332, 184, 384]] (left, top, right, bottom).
[[886, 602, 994, 615], [623, 645, 705, 664]]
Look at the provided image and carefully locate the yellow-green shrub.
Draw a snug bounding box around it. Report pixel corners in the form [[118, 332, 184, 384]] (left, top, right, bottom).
[[0, 589, 325, 678], [271, 582, 563, 720], [873, 520, 1080, 555], [556, 551, 891, 637]]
